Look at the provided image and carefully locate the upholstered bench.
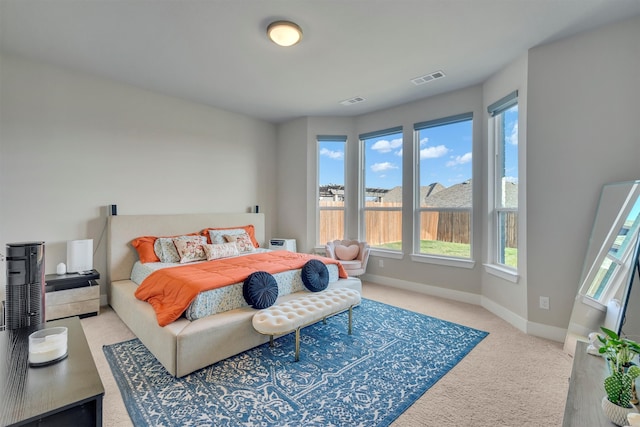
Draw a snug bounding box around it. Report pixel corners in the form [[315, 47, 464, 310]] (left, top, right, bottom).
[[252, 288, 361, 361]]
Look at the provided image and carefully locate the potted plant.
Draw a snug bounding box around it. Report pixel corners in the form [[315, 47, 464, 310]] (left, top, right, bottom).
[[598, 327, 640, 426]]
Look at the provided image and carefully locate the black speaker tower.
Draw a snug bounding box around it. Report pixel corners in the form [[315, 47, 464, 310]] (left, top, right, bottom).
[[5, 242, 45, 329]]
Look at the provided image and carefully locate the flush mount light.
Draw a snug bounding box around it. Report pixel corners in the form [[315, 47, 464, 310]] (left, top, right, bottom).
[[267, 20, 303, 47]]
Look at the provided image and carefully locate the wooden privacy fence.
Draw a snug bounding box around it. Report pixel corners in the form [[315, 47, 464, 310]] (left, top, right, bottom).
[[318, 201, 517, 248]]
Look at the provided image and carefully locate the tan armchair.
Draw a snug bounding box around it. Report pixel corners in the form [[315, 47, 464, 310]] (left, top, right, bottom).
[[325, 239, 370, 277]]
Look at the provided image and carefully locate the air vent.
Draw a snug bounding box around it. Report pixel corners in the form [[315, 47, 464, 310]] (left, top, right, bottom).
[[410, 70, 445, 86], [340, 96, 366, 106]]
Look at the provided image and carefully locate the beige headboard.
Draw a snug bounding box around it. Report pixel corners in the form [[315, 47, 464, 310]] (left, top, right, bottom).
[[107, 213, 265, 285]]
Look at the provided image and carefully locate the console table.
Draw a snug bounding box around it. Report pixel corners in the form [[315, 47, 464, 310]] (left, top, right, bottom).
[[0, 317, 104, 426], [563, 340, 639, 426]]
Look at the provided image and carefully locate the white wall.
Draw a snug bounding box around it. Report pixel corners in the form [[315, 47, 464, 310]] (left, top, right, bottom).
[[0, 54, 277, 299], [526, 16, 640, 329], [481, 53, 529, 324], [275, 16, 640, 339], [355, 86, 485, 297]]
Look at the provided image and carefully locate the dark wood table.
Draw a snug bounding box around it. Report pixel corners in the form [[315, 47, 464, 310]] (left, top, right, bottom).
[[0, 317, 104, 426]]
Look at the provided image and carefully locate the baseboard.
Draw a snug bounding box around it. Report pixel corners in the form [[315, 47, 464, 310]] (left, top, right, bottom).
[[362, 273, 482, 305], [526, 320, 567, 343], [363, 274, 566, 343]]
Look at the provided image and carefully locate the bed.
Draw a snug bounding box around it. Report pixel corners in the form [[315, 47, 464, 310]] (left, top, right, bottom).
[[107, 212, 361, 377]]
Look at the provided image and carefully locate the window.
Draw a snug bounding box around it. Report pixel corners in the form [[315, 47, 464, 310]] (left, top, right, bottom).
[[488, 91, 518, 269], [360, 127, 403, 251], [317, 136, 346, 245], [583, 190, 640, 302], [414, 113, 473, 259]]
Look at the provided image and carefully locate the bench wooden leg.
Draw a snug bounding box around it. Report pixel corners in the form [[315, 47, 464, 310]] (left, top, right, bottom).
[[295, 327, 301, 362]]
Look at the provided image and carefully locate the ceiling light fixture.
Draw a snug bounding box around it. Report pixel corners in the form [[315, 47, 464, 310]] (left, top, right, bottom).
[[267, 20, 303, 47]]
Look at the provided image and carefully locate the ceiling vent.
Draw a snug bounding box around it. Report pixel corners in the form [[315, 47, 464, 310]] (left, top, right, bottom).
[[340, 96, 366, 106], [410, 70, 445, 86]]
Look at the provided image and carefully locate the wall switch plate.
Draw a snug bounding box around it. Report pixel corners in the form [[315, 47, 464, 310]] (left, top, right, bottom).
[[539, 296, 550, 310]]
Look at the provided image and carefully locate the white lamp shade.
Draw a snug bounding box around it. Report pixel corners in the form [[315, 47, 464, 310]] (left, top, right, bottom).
[[267, 21, 302, 47]]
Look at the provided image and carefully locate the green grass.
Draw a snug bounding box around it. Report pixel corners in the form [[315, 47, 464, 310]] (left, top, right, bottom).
[[379, 240, 518, 268]]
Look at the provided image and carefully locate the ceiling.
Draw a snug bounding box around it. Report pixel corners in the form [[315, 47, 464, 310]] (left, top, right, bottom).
[[2, 0, 640, 124]]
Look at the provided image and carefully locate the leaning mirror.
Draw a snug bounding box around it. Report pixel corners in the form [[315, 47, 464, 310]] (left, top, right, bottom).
[[564, 180, 640, 355]]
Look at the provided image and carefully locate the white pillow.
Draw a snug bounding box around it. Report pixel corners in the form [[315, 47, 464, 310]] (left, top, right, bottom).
[[203, 242, 239, 260], [335, 244, 359, 261]]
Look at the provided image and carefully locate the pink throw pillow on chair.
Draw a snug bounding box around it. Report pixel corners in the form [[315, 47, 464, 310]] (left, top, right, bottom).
[[335, 244, 359, 261]]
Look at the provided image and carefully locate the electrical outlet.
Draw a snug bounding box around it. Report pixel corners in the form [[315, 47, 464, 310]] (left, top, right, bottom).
[[539, 296, 550, 310], [378, 259, 384, 268]]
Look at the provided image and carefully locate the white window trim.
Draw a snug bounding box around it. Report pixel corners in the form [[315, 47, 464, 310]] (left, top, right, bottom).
[[483, 263, 519, 283], [317, 137, 347, 246], [413, 114, 474, 262], [360, 127, 404, 253], [487, 96, 519, 273]]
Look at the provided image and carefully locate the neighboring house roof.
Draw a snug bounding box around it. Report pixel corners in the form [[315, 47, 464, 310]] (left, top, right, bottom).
[[424, 180, 473, 208], [422, 179, 518, 208], [320, 180, 519, 208]]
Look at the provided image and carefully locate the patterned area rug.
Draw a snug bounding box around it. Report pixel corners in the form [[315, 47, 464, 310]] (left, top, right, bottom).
[[104, 299, 488, 426]]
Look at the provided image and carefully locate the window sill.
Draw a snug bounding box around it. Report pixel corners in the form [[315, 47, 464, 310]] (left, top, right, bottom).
[[580, 295, 607, 311], [411, 254, 475, 269], [370, 248, 404, 260], [483, 263, 519, 283]]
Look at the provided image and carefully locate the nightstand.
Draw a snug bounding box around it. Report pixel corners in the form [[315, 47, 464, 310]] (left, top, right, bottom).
[[45, 269, 100, 321]]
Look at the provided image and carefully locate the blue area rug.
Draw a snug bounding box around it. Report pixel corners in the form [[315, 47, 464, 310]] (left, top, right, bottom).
[[104, 299, 488, 426]]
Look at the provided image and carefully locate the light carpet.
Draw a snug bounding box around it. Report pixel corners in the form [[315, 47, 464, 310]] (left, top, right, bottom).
[[103, 298, 487, 426]]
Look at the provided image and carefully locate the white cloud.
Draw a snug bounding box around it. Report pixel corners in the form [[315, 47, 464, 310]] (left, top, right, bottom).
[[507, 122, 518, 145], [395, 149, 403, 157], [446, 152, 472, 167], [371, 162, 398, 172], [319, 147, 344, 159], [420, 137, 429, 146], [371, 138, 402, 153], [420, 145, 449, 159]]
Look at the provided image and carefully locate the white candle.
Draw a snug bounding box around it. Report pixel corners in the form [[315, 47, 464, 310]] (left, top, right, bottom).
[[29, 327, 67, 365]]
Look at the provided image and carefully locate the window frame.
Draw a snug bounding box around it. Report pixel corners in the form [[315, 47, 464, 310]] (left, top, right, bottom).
[[316, 135, 347, 247], [412, 113, 474, 265], [487, 91, 519, 277], [359, 126, 404, 254]]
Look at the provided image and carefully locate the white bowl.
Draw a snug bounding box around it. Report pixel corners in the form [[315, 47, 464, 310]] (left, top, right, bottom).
[[29, 327, 68, 366]]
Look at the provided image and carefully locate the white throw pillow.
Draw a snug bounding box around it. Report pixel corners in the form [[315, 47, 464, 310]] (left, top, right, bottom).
[[335, 244, 359, 261]]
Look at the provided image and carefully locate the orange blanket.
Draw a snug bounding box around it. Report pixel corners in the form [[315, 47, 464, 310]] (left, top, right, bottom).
[[135, 251, 348, 326]]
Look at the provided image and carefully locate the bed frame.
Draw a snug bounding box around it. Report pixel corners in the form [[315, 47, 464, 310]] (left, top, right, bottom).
[[106, 212, 361, 377]]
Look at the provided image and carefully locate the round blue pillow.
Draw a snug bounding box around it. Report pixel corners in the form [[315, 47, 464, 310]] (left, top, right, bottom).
[[243, 271, 278, 309], [301, 259, 329, 292]]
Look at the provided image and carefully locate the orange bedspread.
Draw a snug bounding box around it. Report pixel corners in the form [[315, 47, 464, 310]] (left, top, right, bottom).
[[135, 251, 348, 326]]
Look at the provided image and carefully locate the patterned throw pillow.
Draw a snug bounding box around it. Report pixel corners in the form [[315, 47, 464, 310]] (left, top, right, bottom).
[[155, 235, 206, 263], [208, 228, 249, 244], [171, 236, 208, 264], [203, 242, 239, 260], [223, 233, 255, 253]]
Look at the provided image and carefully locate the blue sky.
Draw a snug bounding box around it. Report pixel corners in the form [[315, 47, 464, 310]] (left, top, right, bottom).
[[319, 107, 518, 190]]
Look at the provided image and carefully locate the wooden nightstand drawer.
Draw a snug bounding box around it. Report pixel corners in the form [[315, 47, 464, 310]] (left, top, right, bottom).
[[46, 285, 100, 320], [45, 270, 101, 321]]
